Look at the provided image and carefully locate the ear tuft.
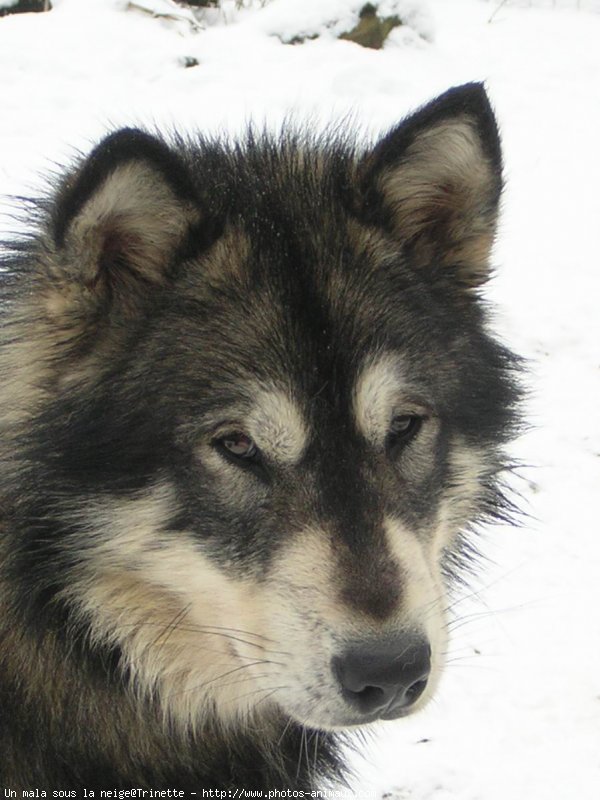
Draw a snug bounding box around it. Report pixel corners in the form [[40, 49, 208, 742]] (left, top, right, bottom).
[[363, 83, 503, 287], [52, 129, 201, 313]]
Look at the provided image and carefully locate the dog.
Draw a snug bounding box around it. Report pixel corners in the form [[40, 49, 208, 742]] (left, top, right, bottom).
[[0, 83, 521, 790]]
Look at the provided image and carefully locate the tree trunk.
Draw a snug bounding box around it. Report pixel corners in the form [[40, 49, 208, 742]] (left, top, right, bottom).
[[0, 0, 52, 17]]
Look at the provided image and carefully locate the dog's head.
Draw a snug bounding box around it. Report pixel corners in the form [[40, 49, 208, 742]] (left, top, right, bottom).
[[4, 84, 520, 730]]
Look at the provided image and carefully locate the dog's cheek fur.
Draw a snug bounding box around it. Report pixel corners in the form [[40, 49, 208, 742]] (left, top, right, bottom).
[[53, 483, 280, 731]]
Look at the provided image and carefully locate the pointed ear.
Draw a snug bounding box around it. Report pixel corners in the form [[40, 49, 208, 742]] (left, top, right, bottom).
[[51, 128, 202, 315], [362, 83, 503, 287]]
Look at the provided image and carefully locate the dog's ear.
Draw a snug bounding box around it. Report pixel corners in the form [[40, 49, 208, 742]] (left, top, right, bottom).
[[51, 128, 202, 316], [362, 83, 502, 287]]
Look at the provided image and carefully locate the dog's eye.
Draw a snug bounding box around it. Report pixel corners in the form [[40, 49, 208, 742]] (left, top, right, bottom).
[[215, 432, 258, 461], [386, 414, 423, 455]]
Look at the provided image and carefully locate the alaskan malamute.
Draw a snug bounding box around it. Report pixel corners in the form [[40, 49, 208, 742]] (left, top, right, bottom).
[[0, 83, 521, 789]]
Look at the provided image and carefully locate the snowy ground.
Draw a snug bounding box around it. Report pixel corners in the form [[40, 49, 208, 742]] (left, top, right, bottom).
[[1, 1, 599, 798]]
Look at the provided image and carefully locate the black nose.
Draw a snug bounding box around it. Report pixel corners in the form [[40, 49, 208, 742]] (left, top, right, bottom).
[[332, 634, 431, 719]]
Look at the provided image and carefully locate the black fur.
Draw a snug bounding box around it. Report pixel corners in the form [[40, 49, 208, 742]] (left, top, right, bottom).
[[0, 84, 522, 789], [53, 128, 199, 247]]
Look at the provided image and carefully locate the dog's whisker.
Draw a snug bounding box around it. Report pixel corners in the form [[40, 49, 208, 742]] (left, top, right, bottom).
[[277, 713, 296, 747], [115, 621, 288, 654], [196, 672, 277, 691], [296, 720, 308, 782], [166, 660, 280, 699], [244, 686, 290, 714], [145, 604, 193, 659], [313, 730, 320, 779], [186, 623, 277, 643]]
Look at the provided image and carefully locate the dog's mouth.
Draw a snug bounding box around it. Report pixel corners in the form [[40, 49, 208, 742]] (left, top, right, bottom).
[[264, 631, 435, 730], [320, 688, 430, 729]]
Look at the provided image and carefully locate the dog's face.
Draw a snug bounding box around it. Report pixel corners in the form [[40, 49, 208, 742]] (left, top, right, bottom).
[[8, 85, 519, 731]]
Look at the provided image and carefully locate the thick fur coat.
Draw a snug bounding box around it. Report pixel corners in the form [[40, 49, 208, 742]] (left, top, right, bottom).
[[0, 84, 520, 789]]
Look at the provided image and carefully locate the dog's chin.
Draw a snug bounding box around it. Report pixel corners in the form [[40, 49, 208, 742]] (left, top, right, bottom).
[[281, 706, 419, 732], [275, 693, 430, 733]]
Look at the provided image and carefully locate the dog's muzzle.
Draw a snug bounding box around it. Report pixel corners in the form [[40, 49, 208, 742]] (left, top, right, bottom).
[[332, 633, 431, 722]]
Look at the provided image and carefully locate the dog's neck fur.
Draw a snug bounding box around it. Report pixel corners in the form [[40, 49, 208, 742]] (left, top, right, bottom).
[[0, 619, 345, 790]]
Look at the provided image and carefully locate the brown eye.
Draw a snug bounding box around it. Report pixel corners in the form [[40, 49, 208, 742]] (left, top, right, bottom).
[[386, 414, 423, 455], [216, 432, 258, 461]]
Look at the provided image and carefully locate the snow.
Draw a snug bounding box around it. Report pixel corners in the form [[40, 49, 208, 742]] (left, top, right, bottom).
[[227, 0, 434, 43], [0, 0, 599, 797]]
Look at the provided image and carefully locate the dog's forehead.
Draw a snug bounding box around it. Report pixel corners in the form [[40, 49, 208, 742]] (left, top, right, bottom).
[[240, 352, 411, 458]]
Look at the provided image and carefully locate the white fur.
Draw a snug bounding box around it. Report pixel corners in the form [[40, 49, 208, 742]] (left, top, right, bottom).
[[61, 483, 277, 731], [353, 352, 431, 445], [247, 385, 309, 464]]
